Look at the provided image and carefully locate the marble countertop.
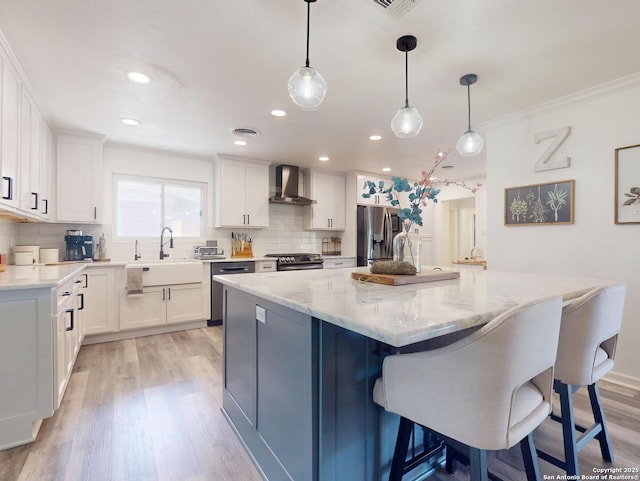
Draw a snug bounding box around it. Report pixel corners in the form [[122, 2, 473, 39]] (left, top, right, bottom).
[[214, 266, 622, 347], [0, 264, 86, 291]]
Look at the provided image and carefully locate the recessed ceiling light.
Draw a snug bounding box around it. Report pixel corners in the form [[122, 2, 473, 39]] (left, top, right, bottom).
[[382, 167, 391, 172], [121, 118, 140, 126], [127, 71, 151, 83], [319, 156, 329, 161], [369, 135, 382, 141], [429, 176, 438, 181], [234, 140, 247, 146], [271, 109, 287, 117]]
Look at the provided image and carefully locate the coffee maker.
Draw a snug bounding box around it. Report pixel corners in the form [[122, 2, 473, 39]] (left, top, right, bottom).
[[64, 230, 94, 261]]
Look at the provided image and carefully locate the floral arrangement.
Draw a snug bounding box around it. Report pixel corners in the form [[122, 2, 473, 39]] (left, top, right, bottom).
[[361, 149, 481, 227]]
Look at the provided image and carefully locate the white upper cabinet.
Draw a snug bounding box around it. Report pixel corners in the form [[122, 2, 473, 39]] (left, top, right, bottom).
[[39, 122, 54, 219], [357, 174, 394, 207], [0, 46, 21, 209], [1, 37, 54, 220], [303, 170, 346, 231], [19, 88, 41, 214], [215, 155, 270, 228], [56, 133, 104, 223]]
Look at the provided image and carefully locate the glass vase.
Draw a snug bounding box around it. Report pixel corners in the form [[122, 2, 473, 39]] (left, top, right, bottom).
[[393, 221, 422, 272]]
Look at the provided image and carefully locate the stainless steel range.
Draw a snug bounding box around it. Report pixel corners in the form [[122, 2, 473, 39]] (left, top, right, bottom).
[[264, 253, 324, 271]]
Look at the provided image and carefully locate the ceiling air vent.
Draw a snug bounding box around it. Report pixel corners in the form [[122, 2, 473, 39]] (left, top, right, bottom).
[[231, 128, 259, 137], [370, 0, 423, 19]]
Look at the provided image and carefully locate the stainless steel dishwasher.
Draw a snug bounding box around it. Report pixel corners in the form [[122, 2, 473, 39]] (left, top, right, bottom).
[[210, 261, 255, 325]]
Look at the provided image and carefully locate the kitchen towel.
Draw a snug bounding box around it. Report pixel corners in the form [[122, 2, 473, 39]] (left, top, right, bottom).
[[126, 268, 144, 297]]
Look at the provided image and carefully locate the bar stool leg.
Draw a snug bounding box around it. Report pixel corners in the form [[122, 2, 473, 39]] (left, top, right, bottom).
[[520, 432, 542, 481], [556, 382, 579, 476], [588, 383, 614, 463], [468, 447, 489, 481], [389, 416, 413, 481]]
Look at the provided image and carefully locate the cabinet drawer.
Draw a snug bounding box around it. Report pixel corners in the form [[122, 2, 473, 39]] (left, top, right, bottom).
[[256, 261, 277, 273]]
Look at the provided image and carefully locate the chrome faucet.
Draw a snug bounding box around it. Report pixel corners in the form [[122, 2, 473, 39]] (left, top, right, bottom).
[[134, 239, 141, 260], [160, 227, 174, 259]]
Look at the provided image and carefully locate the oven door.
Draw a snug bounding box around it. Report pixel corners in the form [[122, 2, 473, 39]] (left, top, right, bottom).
[[278, 263, 324, 271]]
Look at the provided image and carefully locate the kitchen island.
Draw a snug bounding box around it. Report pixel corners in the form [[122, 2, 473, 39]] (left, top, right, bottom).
[[215, 267, 621, 481]]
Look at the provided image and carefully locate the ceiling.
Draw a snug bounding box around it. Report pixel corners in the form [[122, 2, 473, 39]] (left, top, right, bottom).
[[1, 0, 639, 181]]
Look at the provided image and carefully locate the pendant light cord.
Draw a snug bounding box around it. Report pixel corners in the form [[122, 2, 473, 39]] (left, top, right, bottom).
[[466, 83, 472, 132], [404, 49, 410, 108], [305, 0, 311, 68]]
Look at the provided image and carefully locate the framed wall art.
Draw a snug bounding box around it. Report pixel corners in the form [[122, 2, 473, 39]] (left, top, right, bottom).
[[615, 144, 640, 224], [504, 180, 574, 226]]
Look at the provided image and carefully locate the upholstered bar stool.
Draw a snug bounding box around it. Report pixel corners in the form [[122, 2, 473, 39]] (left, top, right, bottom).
[[373, 296, 564, 481], [537, 283, 626, 476]]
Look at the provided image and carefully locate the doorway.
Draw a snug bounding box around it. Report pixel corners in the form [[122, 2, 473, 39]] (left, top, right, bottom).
[[442, 197, 476, 265]]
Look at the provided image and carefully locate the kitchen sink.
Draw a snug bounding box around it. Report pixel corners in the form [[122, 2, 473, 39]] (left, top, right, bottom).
[[126, 260, 202, 286]]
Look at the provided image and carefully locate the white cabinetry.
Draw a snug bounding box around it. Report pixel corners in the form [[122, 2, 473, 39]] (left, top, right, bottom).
[[357, 174, 393, 207], [323, 257, 356, 269], [256, 260, 277, 273], [39, 123, 54, 219], [215, 155, 270, 228], [83, 267, 119, 335], [56, 133, 104, 223], [120, 283, 205, 330], [0, 45, 21, 209], [19, 88, 42, 215], [303, 170, 346, 231], [54, 274, 85, 408], [0, 286, 55, 450]]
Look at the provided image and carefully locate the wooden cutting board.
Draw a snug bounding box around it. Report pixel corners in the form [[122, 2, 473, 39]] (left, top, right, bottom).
[[351, 270, 460, 286]]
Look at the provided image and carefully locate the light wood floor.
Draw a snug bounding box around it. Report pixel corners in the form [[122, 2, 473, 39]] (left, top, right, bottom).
[[1, 327, 639, 481]]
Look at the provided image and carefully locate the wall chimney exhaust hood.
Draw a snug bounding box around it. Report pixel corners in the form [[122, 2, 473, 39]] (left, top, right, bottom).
[[269, 165, 316, 205]]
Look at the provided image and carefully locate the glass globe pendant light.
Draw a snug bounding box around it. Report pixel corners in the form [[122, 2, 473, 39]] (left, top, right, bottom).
[[391, 35, 422, 139], [456, 73, 484, 156], [288, 0, 326, 111]]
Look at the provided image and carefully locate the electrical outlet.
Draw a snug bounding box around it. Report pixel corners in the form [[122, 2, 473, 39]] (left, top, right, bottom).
[[256, 305, 266, 323]]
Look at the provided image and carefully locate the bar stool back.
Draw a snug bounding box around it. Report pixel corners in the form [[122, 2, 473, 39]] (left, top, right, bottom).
[[537, 283, 626, 476], [374, 295, 564, 481]]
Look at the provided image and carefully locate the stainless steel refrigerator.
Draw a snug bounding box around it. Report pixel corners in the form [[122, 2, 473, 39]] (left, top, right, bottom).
[[356, 205, 401, 267]]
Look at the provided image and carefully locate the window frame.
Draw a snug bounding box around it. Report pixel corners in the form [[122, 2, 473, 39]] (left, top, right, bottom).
[[113, 173, 206, 240]]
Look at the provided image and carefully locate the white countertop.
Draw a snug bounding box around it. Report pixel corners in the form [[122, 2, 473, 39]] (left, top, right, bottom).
[[0, 264, 86, 291], [214, 267, 622, 347]]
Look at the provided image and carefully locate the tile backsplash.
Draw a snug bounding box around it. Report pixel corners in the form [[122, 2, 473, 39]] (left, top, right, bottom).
[[9, 203, 340, 263]]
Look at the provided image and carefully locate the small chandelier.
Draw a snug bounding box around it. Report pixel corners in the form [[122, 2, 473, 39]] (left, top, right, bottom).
[[456, 73, 484, 156], [288, 0, 326, 111], [391, 35, 422, 139]]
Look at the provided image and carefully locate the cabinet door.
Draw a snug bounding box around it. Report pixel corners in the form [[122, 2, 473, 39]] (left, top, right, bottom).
[[83, 269, 118, 335], [119, 286, 165, 330], [244, 161, 269, 227], [39, 123, 54, 219], [56, 134, 103, 223], [357, 175, 393, 207], [217, 158, 247, 227], [327, 174, 346, 230], [305, 171, 345, 231], [19, 88, 34, 212], [0, 49, 20, 208], [166, 283, 204, 324], [256, 304, 314, 481], [224, 287, 257, 425]]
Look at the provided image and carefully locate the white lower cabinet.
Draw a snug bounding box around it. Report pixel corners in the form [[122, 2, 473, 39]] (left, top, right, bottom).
[[83, 267, 119, 335], [120, 283, 204, 330], [54, 275, 84, 409], [323, 257, 356, 269]]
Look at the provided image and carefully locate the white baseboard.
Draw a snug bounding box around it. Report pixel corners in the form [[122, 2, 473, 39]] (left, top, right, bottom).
[[603, 371, 640, 391], [82, 320, 207, 345]]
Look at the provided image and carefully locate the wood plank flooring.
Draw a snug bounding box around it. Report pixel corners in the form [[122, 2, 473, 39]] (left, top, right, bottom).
[[1, 327, 639, 481]]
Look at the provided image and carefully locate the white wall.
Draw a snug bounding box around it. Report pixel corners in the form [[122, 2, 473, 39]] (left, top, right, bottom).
[[0, 219, 18, 261], [485, 74, 640, 387]]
